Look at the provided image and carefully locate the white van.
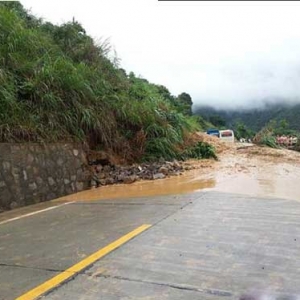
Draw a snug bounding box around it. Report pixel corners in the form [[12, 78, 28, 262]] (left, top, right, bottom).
[[219, 130, 235, 143]]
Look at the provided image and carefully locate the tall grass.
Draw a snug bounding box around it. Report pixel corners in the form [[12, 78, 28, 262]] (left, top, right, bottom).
[[0, 3, 212, 161]]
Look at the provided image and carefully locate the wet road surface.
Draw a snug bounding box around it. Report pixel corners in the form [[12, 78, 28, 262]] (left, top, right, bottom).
[[2, 191, 300, 299]]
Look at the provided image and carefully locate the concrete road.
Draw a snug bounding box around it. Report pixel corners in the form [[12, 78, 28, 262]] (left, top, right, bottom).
[[1, 192, 300, 299]]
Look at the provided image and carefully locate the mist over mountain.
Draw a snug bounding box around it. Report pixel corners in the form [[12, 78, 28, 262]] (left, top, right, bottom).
[[193, 102, 300, 132]]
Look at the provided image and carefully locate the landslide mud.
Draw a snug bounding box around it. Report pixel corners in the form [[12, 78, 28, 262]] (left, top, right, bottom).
[[59, 143, 300, 203], [2, 141, 300, 223]]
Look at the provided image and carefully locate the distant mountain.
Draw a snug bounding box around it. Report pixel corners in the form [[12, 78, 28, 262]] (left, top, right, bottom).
[[193, 103, 300, 132]]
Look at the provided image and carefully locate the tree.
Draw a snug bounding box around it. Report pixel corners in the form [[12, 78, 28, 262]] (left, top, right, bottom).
[[234, 121, 255, 140], [175, 92, 193, 116], [209, 115, 226, 127], [154, 85, 175, 103]]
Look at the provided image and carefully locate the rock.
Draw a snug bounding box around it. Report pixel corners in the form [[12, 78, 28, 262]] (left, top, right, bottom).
[[2, 161, 10, 171], [36, 177, 43, 185], [57, 157, 64, 166], [123, 175, 137, 184], [97, 173, 106, 179], [117, 174, 125, 182], [90, 180, 97, 187], [114, 165, 120, 172], [64, 178, 70, 185], [23, 170, 28, 181], [0, 181, 6, 188], [173, 160, 181, 168], [27, 153, 34, 164], [73, 149, 79, 156], [153, 173, 166, 180], [95, 165, 103, 172], [105, 177, 115, 185], [158, 166, 169, 175], [10, 201, 18, 210], [184, 165, 193, 171], [141, 173, 152, 180], [29, 182, 37, 191], [99, 179, 106, 186], [165, 161, 174, 169], [12, 167, 20, 180], [48, 177, 55, 186], [76, 182, 84, 191], [103, 165, 111, 172]]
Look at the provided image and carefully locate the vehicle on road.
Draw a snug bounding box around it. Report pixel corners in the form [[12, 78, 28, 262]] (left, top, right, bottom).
[[206, 128, 220, 137], [219, 129, 235, 142]]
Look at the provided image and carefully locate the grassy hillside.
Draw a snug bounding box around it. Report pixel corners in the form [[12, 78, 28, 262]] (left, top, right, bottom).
[[0, 2, 214, 162]]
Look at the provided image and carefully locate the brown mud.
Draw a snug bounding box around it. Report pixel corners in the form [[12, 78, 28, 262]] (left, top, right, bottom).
[[1, 137, 299, 223], [59, 138, 300, 203]]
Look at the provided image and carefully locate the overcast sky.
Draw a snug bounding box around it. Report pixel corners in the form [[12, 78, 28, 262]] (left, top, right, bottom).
[[21, 0, 300, 109]]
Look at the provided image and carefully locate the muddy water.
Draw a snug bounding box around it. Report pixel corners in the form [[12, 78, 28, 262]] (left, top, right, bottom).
[[200, 152, 300, 201], [57, 175, 216, 202], [58, 146, 300, 203], [1, 145, 299, 223]]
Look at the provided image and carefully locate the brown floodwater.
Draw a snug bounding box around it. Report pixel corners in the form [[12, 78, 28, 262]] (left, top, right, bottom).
[[1, 145, 299, 223], [56, 175, 216, 202], [57, 146, 300, 203]]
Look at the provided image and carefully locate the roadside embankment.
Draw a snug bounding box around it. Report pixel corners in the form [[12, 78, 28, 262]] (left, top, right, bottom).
[[0, 143, 88, 211]]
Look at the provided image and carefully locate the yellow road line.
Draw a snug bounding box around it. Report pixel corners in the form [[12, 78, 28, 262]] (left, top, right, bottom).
[[16, 224, 151, 300]]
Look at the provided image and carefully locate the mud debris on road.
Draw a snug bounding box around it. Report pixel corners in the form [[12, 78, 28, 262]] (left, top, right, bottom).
[[58, 138, 300, 203]]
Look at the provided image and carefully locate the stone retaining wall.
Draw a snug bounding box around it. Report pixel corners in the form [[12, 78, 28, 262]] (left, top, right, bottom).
[[0, 143, 88, 211]]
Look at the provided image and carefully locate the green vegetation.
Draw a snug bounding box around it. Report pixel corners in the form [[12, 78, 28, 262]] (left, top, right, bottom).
[[253, 120, 282, 149], [175, 93, 193, 116], [208, 115, 226, 128], [0, 2, 216, 162], [194, 103, 300, 133], [181, 142, 218, 160], [234, 121, 255, 140], [259, 135, 278, 148]]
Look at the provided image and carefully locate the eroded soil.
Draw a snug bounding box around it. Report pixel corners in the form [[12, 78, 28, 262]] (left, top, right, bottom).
[[58, 141, 300, 203]]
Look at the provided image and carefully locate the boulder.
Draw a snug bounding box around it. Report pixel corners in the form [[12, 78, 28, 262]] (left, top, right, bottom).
[[103, 165, 111, 172], [173, 159, 181, 168], [123, 175, 137, 184], [158, 166, 169, 175], [153, 173, 166, 180], [95, 165, 103, 172], [105, 177, 115, 185], [99, 179, 106, 186], [97, 173, 106, 179], [117, 174, 125, 182], [90, 180, 97, 187]]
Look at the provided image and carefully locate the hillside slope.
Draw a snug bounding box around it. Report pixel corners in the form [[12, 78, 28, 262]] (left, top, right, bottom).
[[194, 103, 300, 132], [0, 2, 211, 162]]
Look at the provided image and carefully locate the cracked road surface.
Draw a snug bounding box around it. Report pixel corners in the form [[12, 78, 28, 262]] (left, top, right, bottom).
[[1, 191, 300, 299]]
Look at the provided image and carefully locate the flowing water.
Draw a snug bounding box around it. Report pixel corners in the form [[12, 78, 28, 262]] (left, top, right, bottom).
[[58, 146, 300, 203]]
